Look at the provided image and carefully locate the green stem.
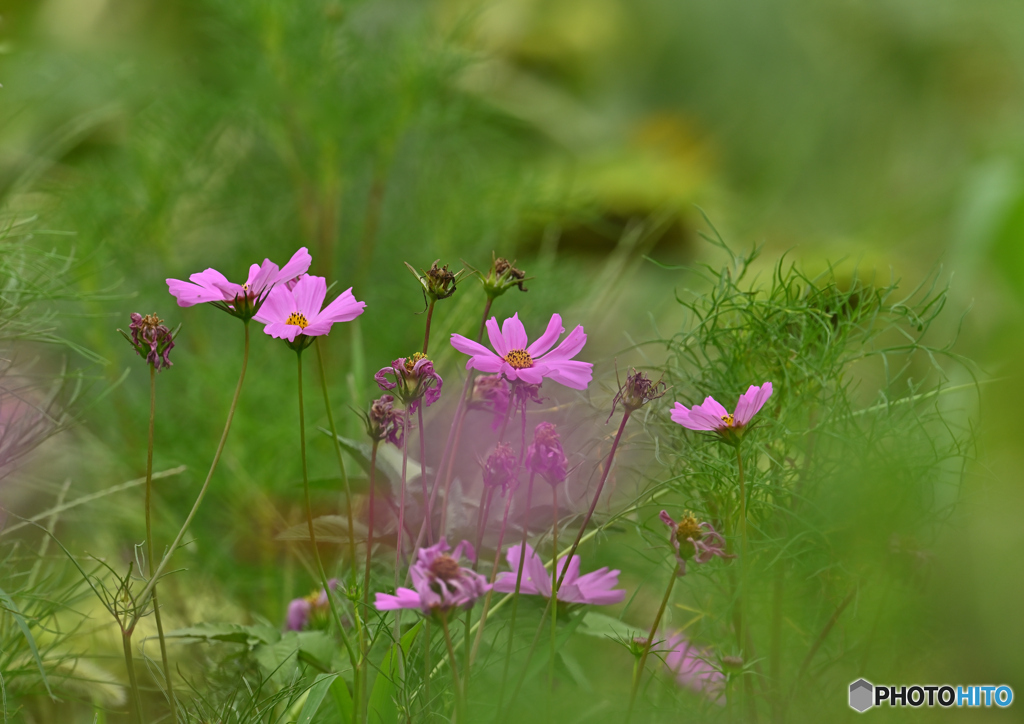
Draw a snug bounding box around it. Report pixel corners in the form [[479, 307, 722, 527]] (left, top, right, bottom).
[[314, 338, 361, 719], [441, 614, 464, 723], [122, 628, 144, 724], [626, 573, 676, 723], [549, 484, 558, 692], [145, 365, 177, 722], [362, 440, 379, 724], [469, 489, 513, 665], [423, 299, 436, 355], [297, 351, 358, 667], [132, 321, 250, 627], [497, 471, 534, 708]]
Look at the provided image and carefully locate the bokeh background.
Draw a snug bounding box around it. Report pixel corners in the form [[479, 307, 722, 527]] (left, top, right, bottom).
[[2, 0, 1024, 721]]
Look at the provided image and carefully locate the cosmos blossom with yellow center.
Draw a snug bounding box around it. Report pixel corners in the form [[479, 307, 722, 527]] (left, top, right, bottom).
[[449, 313, 592, 390]]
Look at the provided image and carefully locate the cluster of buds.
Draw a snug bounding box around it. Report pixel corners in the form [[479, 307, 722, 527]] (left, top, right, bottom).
[[526, 422, 568, 486], [406, 260, 466, 306], [483, 442, 519, 494], [120, 313, 177, 371], [610, 368, 666, 419], [659, 510, 733, 576], [375, 353, 444, 413], [361, 395, 405, 447], [477, 254, 529, 300]]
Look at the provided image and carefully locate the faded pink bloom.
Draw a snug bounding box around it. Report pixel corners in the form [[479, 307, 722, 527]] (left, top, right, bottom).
[[659, 510, 733, 576], [670, 382, 773, 438], [493, 543, 625, 606], [526, 422, 567, 486], [167, 248, 312, 319], [253, 274, 365, 349], [361, 395, 404, 447], [125, 313, 175, 371], [375, 353, 443, 412], [450, 313, 592, 390], [375, 538, 489, 614], [661, 633, 726, 704], [286, 578, 338, 631]]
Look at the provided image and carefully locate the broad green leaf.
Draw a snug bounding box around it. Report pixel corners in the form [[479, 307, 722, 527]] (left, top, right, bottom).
[[0, 586, 53, 698], [367, 620, 423, 724], [276, 515, 367, 544], [297, 673, 338, 724], [330, 674, 354, 724]]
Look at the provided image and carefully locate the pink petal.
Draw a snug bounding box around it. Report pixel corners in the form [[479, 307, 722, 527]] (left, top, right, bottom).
[[247, 260, 279, 295], [697, 396, 729, 419], [263, 322, 301, 342], [375, 588, 421, 611], [293, 275, 327, 319], [527, 314, 563, 357], [525, 544, 553, 598], [167, 278, 224, 307], [733, 382, 773, 427], [253, 285, 294, 325], [501, 313, 529, 351], [670, 403, 718, 431], [514, 366, 544, 385], [485, 317, 508, 357], [536, 360, 593, 390], [538, 324, 586, 362], [276, 247, 312, 284], [318, 288, 366, 323], [451, 334, 495, 359]]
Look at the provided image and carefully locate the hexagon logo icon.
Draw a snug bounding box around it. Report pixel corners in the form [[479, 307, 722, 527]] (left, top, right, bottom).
[[849, 679, 873, 712]]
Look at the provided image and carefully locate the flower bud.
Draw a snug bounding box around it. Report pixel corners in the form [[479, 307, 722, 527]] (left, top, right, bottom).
[[483, 442, 518, 493], [478, 254, 528, 299], [526, 422, 568, 486]]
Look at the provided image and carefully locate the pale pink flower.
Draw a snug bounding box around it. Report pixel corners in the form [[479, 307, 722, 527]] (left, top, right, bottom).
[[253, 274, 365, 348], [166, 248, 311, 319], [493, 543, 625, 606], [661, 633, 726, 704], [670, 382, 773, 436], [285, 578, 338, 631], [450, 313, 592, 390]]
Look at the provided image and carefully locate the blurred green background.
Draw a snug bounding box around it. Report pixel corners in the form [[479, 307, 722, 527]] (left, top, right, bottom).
[[2, 0, 1024, 720]]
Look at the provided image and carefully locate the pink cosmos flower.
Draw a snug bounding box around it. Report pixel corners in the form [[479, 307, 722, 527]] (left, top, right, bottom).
[[166, 247, 312, 318], [375, 538, 489, 614], [659, 510, 733, 576], [661, 633, 726, 704], [670, 382, 773, 437], [492, 543, 625, 606], [450, 313, 592, 390], [253, 274, 365, 349]]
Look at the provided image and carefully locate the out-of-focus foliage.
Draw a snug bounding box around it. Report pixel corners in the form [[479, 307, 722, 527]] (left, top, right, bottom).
[[0, 0, 1020, 721]]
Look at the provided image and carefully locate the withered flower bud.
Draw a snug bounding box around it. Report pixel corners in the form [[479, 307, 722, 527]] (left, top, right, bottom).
[[120, 313, 177, 371], [479, 253, 529, 299], [361, 394, 404, 447], [483, 442, 518, 494], [610, 368, 666, 419], [405, 260, 466, 305], [526, 422, 568, 486]]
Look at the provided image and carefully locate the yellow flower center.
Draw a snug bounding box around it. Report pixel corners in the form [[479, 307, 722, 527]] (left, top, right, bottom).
[[404, 352, 428, 372], [504, 348, 534, 369], [286, 312, 309, 328], [676, 513, 702, 542], [720, 414, 735, 427]]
